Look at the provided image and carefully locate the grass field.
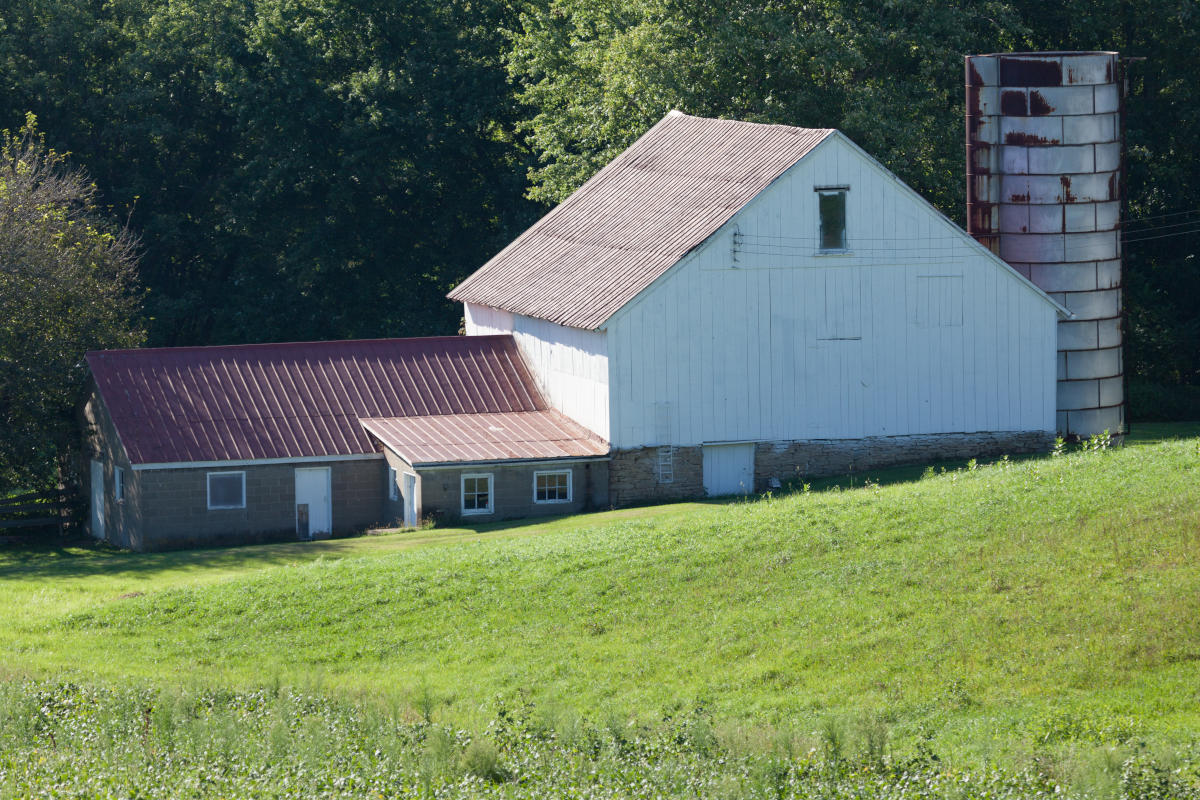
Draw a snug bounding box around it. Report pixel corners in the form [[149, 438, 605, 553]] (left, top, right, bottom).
[[2, 425, 1199, 797]]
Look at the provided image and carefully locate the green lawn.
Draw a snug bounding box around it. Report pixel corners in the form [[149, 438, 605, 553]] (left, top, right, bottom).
[[2, 429, 1200, 777]]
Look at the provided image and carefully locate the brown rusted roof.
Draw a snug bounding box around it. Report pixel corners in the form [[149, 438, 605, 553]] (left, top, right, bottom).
[[86, 336, 546, 466], [361, 411, 608, 466], [448, 111, 834, 329]]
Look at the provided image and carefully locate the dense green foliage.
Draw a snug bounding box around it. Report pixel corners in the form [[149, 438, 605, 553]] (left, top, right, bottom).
[[0, 119, 143, 487], [3, 432, 1199, 784], [1, 681, 1197, 799]]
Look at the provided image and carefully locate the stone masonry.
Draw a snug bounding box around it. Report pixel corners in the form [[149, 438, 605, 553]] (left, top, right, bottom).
[[608, 446, 703, 507], [753, 431, 1055, 491]]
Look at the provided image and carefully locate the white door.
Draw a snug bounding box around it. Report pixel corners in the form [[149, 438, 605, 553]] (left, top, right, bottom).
[[295, 467, 332, 539], [402, 473, 418, 527], [90, 460, 105, 539], [702, 443, 756, 496]]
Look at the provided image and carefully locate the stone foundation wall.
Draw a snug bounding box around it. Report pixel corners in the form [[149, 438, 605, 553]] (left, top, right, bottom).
[[753, 431, 1055, 490], [608, 446, 703, 507]]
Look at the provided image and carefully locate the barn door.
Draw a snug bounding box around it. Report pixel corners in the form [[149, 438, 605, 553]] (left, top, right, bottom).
[[402, 473, 417, 527], [295, 467, 332, 539], [702, 444, 755, 497], [90, 460, 105, 539]]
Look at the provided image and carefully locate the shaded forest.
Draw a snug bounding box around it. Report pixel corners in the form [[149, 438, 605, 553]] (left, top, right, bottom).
[[1, 0, 1198, 483]]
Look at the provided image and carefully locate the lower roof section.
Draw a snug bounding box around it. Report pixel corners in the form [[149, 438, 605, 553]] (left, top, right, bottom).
[[361, 410, 609, 467]]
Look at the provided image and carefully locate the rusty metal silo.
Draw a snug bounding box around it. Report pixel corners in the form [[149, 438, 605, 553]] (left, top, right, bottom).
[[966, 51, 1124, 437]]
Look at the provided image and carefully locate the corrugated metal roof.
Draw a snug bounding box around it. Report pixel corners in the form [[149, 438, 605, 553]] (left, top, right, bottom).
[[448, 112, 834, 329], [87, 336, 546, 465], [361, 411, 608, 466]]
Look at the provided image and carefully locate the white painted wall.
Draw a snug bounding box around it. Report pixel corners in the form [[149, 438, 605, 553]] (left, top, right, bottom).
[[605, 134, 1059, 449], [465, 302, 610, 440]]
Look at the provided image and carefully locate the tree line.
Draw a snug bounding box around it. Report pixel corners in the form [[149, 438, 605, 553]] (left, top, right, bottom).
[[2, 0, 1198, 485]]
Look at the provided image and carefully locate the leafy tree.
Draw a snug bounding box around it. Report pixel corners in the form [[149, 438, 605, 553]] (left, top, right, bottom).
[[0, 118, 144, 488]]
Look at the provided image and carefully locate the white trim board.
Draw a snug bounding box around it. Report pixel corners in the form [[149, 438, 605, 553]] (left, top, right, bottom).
[[131, 453, 385, 471]]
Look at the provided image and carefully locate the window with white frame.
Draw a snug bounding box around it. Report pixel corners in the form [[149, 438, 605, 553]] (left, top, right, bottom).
[[533, 470, 572, 503], [816, 187, 848, 251], [207, 471, 246, 510], [387, 465, 399, 501], [461, 473, 493, 515], [114, 467, 125, 503], [656, 446, 674, 484]]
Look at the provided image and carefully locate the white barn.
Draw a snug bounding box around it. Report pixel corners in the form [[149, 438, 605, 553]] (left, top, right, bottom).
[[451, 111, 1065, 503]]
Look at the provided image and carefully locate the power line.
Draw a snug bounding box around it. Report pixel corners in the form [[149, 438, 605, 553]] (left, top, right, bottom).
[[1123, 225, 1200, 244]]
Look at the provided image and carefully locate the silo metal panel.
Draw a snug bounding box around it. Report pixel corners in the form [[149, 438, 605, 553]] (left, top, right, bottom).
[[968, 55, 999, 85], [1095, 201, 1120, 230], [1065, 347, 1121, 380], [1031, 85, 1096, 115], [1062, 53, 1115, 85], [1065, 203, 1097, 232], [1064, 230, 1118, 262], [1058, 379, 1099, 409], [1096, 258, 1121, 288], [1099, 376, 1124, 406], [1002, 146, 1029, 173], [1095, 142, 1121, 171], [1063, 113, 1117, 144], [1058, 320, 1099, 350], [1061, 287, 1121, 320], [1001, 115, 1064, 144], [1094, 83, 1121, 113], [1000, 232, 1065, 263], [1057, 352, 1068, 381], [1066, 406, 1123, 437], [1097, 317, 1122, 348], [1031, 262, 1098, 292], [1028, 144, 1094, 174], [1029, 204, 1065, 233], [999, 203, 1030, 233]]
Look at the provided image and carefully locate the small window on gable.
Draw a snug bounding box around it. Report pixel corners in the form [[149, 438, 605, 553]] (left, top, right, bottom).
[[207, 471, 246, 510], [534, 470, 572, 504], [114, 467, 125, 503], [387, 466, 399, 501], [817, 187, 848, 251], [462, 474, 493, 515]]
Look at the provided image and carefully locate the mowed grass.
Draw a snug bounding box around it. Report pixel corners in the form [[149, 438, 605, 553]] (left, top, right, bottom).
[[2, 429, 1199, 765]]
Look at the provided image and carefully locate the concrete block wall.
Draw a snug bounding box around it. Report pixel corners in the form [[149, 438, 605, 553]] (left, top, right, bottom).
[[418, 460, 608, 525], [135, 458, 387, 551], [608, 446, 703, 507]]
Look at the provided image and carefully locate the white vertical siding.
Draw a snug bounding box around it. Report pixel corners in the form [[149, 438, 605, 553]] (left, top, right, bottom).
[[606, 136, 1058, 449], [464, 302, 610, 441]]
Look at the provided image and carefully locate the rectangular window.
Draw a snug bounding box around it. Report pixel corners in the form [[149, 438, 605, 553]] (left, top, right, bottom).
[[817, 187, 848, 251], [533, 470, 572, 503], [461, 473, 493, 515], [207, 471, 246, 510], [387, 466, 399, 501], [114, 467, 125, 503]]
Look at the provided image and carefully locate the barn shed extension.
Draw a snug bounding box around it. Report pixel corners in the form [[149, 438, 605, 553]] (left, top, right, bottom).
[[83, 336, 607, 550]]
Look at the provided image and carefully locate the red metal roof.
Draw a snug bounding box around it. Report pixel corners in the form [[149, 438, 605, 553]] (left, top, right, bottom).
[[448, 112, 834, 329], [86, 336, 547, 465], [360, 411, 608, 466]]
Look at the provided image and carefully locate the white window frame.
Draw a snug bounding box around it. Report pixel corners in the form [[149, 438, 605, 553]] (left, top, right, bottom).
[[815, 185, 850, 254], [387, 465, 399, 501], [533, 469, 572, 504], [460, 473, 493, 515], [206, 470, 246, 510], [657, 446, 675, 484], [114, 466, 125, 503]]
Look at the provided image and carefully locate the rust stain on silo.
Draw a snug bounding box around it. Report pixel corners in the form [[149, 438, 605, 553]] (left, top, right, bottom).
[[1004, 131, 1060, 146], [1000, 57, 1062, 86], [1001, 90, 1028, 115], [1108, 172, 1119, 199], [1010, 192, 1030, 203], [1029, 91, 1054, 115], [1060, 176, 1076, 202]]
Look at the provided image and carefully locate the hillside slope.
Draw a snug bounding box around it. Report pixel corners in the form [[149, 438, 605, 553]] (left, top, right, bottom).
[[5, 436, 1200, 760]]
